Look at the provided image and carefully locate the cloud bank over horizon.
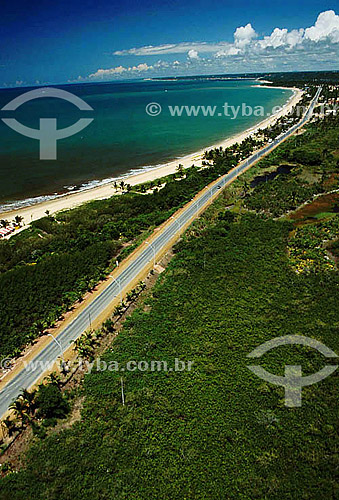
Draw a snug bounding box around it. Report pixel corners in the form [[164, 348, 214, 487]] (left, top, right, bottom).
[[85, 10, 339, 81]]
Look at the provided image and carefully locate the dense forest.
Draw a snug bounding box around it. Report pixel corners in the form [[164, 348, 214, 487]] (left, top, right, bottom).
[[155, 70, 339, 86], [155, 71, 339, 87], [263, 70, 339, 87]]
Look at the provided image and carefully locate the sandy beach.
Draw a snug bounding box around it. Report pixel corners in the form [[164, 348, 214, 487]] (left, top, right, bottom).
[[0, 86, 303, 227]]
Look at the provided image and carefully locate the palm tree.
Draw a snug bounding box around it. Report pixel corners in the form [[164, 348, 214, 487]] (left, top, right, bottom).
[[20, 388, 36, 416], [138, 281, 146, 291], [120, 180, 125, 191], [44, 372, 61, 388], [9, 398, 29, 427], [113, 181, 118, 192], [102, 318, 115, 333], [14, 215, 23, 226], [33, 320, 47, 336], [0, 219, 10, 228], [176, 164, 184, 178]]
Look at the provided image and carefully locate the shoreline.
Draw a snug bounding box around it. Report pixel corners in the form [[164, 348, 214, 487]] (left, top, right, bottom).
[[0, 86, 303, 227]]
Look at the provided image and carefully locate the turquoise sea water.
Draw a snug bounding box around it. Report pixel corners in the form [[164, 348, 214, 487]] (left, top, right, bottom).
[[0, 79, 293, 209]]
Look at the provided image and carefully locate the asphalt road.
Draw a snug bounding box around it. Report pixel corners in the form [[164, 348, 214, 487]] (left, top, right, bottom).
[[0, 87, 321, 418]]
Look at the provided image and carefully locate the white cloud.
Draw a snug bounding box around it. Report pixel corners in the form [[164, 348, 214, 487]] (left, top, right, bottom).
[[89, 63, 153, 79], [188, 49, 199, 60], [258, 28, 304, 49], [305, 10, 339, 42], [215, 46, 241, 57], [234, 23, 257, 48], [154, 60, 170, 68], [114, 42, 230, 56], [129, 63, 153, 72], [89, 66, 126, 78], [113, 10, 339, 58]]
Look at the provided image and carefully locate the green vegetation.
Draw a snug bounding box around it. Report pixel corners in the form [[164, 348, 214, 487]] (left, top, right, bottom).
[[244, 113, 339, 216], [0, 211, 337, 499], [288, 216, 339, 273], [262, 70, 339, 87], [1, 379, 70, 447], [73, 328, 103, 361], [245, 172, 321, 216], [1, 88, 324, 361], [34, 383, 69, 421], [0, 241, 116, 358]]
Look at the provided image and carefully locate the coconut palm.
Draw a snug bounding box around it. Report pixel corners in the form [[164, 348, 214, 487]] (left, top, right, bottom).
[[20, 388, 37, 416], [33, 320, 47, 336], [176, 164, 184, 178], [9, 397, 29, 427], [14, 215, 23, 226], [44, 372, 61, 388], [0, 219, 10, 228]]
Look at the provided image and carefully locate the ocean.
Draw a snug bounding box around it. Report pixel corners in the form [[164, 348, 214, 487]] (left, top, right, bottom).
[[0, 78, 293, 210]]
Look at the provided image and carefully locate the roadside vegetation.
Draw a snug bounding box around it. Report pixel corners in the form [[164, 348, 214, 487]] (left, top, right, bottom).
[[0, 279, 147, 454], [1, 376, 70, 449]]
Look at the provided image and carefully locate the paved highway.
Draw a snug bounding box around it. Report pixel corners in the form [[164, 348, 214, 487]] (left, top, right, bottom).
[[0, 87, 321, 418]]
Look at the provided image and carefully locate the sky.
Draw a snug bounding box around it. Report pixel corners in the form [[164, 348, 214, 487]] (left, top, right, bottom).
[[0, 0, 338, 87]]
